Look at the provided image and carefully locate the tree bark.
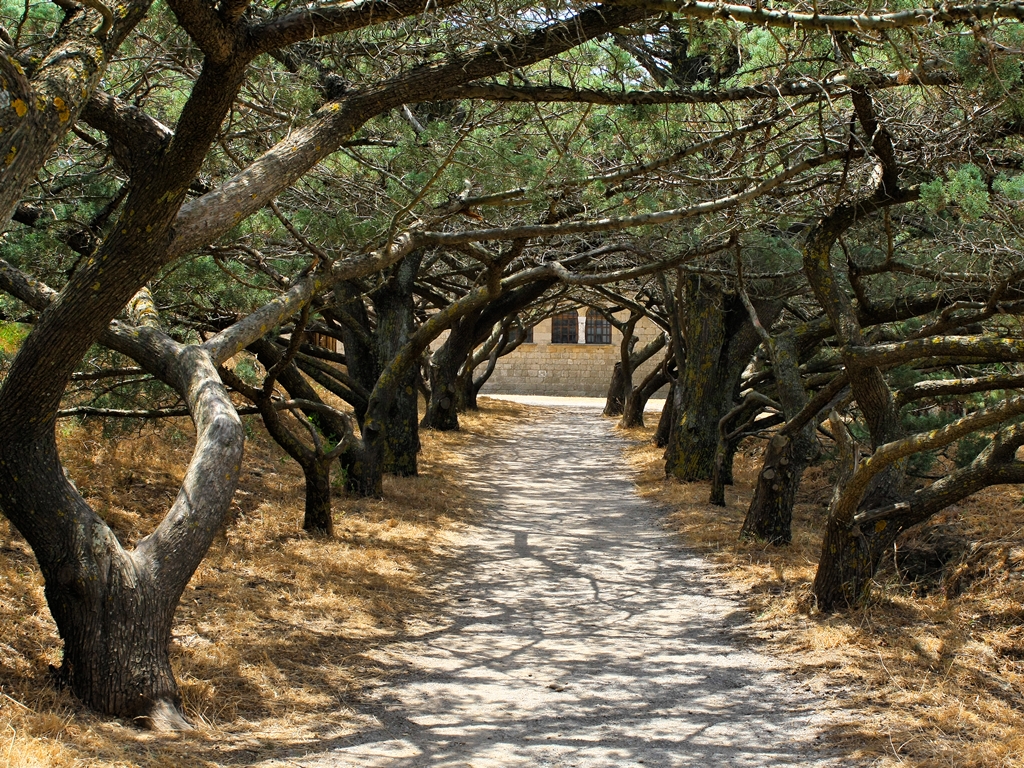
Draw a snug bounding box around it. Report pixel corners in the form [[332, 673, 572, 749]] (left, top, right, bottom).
[[654, 381, 677, 448], [741, 333, 819, 543], [620, 356, 671, 428], [740, 435, 800, 542], [422, 317, 475, 431], [1, 328, 242, 727], [301, 458, 335, 536], [604, 313, 640, 416], [664, 275, 779, 481], [801, 193, 914, 609], [372, 253, 422, 476], [708, 438, 737, 506], [664, 277, 730, 480], [603, 362, 629, 417]]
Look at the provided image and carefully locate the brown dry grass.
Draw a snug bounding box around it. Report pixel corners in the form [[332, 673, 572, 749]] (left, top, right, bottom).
[[621, 424, 1024, 768], [0, 400, 534, 767]]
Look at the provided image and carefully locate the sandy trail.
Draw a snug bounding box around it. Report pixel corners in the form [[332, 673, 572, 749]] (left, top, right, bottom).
[[266, 405, 846, 767]]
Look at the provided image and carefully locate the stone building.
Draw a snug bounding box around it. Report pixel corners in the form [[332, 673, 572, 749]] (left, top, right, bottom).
[[479, 309, 669, 397]]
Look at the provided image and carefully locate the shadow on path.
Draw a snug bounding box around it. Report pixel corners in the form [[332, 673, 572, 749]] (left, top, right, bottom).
[[260, 408, 846, 767]]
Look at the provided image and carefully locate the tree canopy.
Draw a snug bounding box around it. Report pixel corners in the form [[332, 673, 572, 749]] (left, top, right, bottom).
[[1, 0, 1023, 726]]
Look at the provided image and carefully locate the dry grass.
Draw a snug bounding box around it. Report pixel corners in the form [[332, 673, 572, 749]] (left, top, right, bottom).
[[4, 398, 1021, 767], [0, 399, 533, 767], [621, 424, 1024, 768]]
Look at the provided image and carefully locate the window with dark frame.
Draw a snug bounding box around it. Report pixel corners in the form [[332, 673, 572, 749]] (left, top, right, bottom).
[[585, 309, 612, 344], [309, 332, 339, 352], [523, 325, 534, 343], [550, 310, 579, 344]]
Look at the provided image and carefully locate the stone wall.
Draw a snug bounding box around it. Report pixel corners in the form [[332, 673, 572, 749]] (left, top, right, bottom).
[[479, 315, 669, 397]]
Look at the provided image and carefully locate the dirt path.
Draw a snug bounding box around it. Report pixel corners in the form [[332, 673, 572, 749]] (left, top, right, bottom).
[[267, 406, 847, 767]]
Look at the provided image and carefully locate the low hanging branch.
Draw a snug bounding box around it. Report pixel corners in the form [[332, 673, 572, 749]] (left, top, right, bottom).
[[56, 397, 349, 420], [438, 70, 954, 107], [70, 367, 146, 381], [895, 373, 1024, 408], [846, 335, 1024, 367], [619, 1, 1024, 32], [422, 151, 854, 246], [833, 394, 1024, 526]]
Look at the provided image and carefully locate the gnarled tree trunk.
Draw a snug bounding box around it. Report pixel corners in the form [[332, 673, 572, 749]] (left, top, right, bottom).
[[1, 322, 243, 728], [620, 354, 671, 429], [373, 254, 423, 476], [301, 458, 335, 535], [664, 275, 779, 481], [802, 193, 910, 609], [741, 333, 820, 543]]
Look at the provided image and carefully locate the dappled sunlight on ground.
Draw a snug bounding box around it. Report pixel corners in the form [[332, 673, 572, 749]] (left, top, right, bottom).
[[277, 408, 846, 767]]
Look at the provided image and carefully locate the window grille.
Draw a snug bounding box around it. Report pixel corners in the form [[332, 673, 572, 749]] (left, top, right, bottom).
[[551, 311, 579, 344], [309, 333, 338, 352], [585, 310, 611, 344]]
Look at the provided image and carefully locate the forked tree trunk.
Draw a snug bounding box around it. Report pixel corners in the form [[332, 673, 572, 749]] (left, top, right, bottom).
[[620, 358, 670, 429], [1, 326, 243, 727]]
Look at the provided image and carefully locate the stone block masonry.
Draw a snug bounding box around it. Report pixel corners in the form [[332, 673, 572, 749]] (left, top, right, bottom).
[[480, 315, 669, 397]]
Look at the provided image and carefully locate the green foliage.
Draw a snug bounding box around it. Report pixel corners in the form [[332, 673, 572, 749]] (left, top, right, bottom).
[[233, 357, 261, 387], [954, 432, 991, 468], [0, 322, 29, 354], [887, 365, 927, 392], [900, 389, 1011, 474], [994, 173, 1024, 201], [332, 462, 349, 492], [242, 415, 260, 440], [0, 323, 29, 381], [920, 165, 990, 221]]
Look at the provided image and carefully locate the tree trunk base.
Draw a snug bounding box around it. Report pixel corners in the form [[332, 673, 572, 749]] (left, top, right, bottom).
[[812, 519, 873, 611], [302, 460, 334, 536], [421, 400, 459, 431], [741, 435, 806, 545]]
